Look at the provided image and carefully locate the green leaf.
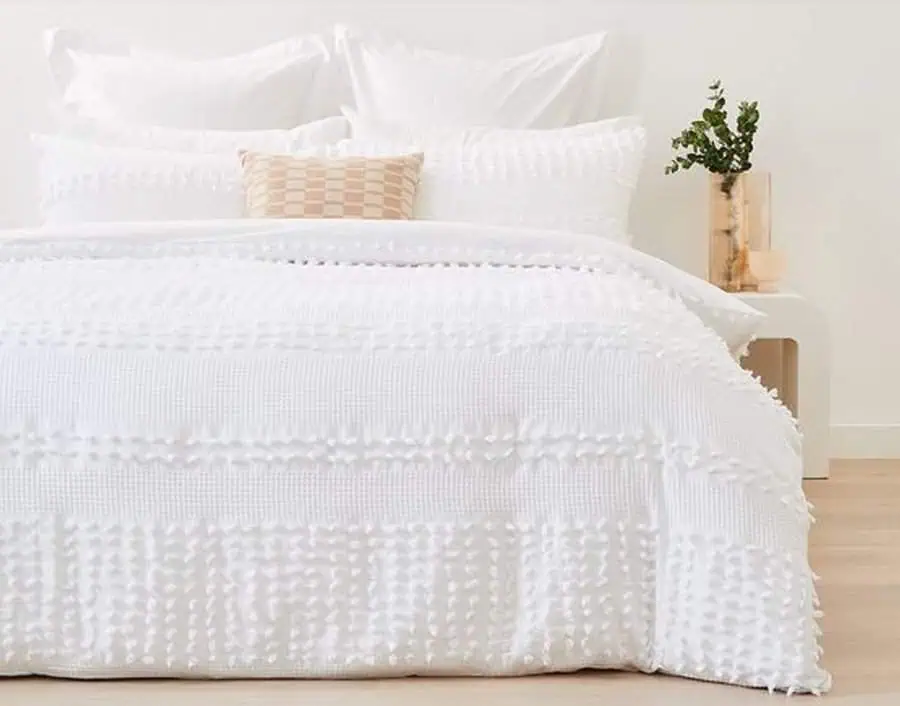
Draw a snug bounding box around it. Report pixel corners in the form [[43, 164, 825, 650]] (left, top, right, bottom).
[[668, 79, 758, 178]]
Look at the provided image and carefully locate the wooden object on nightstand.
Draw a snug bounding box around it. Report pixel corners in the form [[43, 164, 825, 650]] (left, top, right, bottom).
[[736, 291, 830, 479]]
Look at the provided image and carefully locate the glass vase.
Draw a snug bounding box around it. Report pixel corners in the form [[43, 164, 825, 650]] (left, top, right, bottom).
[[708, 171, 770, 292]]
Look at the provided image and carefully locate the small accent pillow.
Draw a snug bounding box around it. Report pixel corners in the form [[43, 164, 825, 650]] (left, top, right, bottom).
[[239, 151, 424, 220]]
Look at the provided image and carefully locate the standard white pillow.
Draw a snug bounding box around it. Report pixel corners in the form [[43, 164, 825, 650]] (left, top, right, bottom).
[[56, 115, 350, 153], [45, 28, 339, 129], [335, 26, 609, 129], [324, 123, 646, 240], [34, 135, 243, 224], [343, 106, 641, 144]]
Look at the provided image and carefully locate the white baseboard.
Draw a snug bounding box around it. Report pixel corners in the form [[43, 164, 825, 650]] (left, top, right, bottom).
[[830, 424, 900, 459]]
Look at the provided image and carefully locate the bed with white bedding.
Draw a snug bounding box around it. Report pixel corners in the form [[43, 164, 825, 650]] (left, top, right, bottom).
[[0, 218, 829, 692], [1, 18, 833, 693]]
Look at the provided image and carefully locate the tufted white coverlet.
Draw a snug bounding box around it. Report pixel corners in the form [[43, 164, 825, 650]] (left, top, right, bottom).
[[0, 219, 829, 693]]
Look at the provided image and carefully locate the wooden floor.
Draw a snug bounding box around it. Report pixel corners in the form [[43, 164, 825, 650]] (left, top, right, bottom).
[[1, 460, 898, 704]]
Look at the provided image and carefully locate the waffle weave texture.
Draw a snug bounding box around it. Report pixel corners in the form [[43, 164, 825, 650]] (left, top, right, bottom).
[[0, 219, 829, 693]]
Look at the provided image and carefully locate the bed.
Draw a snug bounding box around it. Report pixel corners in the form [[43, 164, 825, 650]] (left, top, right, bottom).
[[0, 22, 830, 694]]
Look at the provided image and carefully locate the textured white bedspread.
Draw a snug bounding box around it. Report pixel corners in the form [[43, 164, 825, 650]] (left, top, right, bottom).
[[0, 219, 829, 692]]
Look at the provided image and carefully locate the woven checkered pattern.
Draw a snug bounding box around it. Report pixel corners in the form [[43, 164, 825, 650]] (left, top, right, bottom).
[[240, 150, 423, 219]]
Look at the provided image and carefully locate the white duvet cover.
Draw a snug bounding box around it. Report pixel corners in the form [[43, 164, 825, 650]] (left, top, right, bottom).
[[0, 219, 829, 693]]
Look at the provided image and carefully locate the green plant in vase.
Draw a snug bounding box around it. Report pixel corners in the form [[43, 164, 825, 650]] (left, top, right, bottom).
[[665, 80, 761, 291]]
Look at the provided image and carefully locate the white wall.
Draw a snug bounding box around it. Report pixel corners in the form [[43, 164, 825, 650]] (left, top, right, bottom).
[[0, 1, 897, 454]]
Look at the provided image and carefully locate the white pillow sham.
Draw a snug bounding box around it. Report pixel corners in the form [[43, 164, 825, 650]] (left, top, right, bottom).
[[45, 28, 338, 129], [343, 106, 641, 144], [335, 25, 609, 129], [34, 135, 243, 224], [34, 122, 645, 236], [326, 124, 646, 239], [56, 115, 350, 154]]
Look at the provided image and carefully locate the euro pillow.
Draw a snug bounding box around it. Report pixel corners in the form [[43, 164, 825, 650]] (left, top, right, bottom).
[[45, 28, 339, 129], [56, 115, 350, 154], [34, 135, 243, 224], [324, 123, 646, 240], [335, 26, 609, 129], [240, 151, 423, 220]]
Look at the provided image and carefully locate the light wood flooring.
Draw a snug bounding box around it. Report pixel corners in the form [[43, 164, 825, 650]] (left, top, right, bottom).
[[2, 460, 898, 704]]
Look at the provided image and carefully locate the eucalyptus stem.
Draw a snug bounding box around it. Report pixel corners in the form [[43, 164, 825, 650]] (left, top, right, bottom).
[[664, 80, 760, 182]]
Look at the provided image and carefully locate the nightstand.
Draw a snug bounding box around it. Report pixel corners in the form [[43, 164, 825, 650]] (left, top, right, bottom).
[[736, 291, 830, 479]]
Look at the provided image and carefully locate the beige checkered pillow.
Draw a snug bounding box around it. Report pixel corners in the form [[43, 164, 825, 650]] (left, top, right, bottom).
[[240, 150, 424, 220]]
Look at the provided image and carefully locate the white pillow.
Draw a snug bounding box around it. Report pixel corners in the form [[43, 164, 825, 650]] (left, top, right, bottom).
[[325, 123, 646, 239], [45, 28, 339, 129], [34, 122, 645, 235], [343, 106, 641, 144], [335, 26, 609, 129], [34, 135, 243, 224], [56, 114, 350, 153]]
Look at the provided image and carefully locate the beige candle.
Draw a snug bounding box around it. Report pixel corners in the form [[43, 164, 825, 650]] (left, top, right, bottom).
[[748, 250, 786, 292]]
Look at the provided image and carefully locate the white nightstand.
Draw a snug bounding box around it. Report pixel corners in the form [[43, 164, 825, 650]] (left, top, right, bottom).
[[736, 291, 830, 479]]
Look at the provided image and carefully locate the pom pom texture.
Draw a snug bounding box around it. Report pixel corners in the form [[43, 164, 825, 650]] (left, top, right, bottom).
[[0, 220, 828, 693]]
